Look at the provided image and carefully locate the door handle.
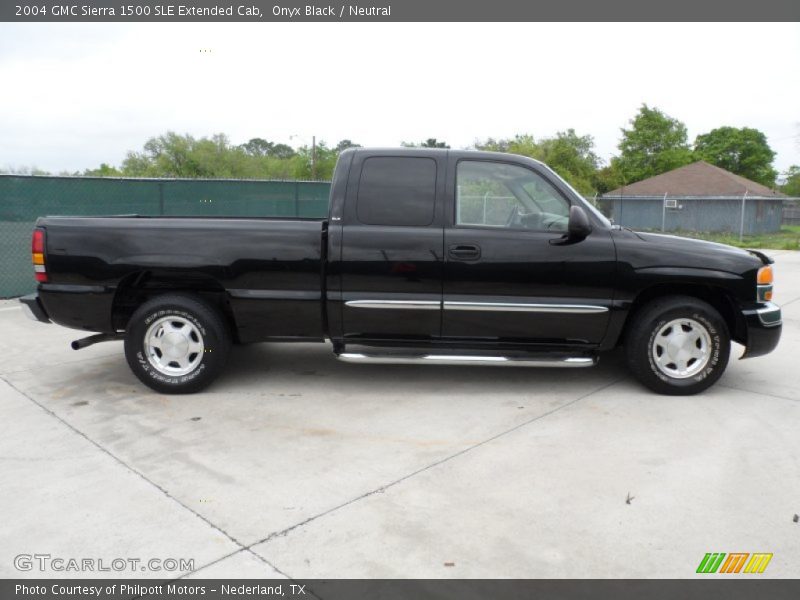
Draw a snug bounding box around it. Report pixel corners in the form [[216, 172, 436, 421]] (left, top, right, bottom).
[[448, 244, 481, 260]]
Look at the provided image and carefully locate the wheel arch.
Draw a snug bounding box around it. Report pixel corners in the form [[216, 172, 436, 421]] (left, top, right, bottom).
[[618, 282, 746, 348], [111, 270, 238, 338]]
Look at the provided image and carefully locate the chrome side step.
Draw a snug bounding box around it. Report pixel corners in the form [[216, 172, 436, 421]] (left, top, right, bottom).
[[336, 352, 596, 368]]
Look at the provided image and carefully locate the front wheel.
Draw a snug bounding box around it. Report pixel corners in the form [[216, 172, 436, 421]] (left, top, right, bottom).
[[625, 296, 730, 395], [124, 294, 231, 394]]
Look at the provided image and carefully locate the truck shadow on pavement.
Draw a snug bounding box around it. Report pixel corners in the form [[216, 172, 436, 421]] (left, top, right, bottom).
[[215, 343, 630, 394]]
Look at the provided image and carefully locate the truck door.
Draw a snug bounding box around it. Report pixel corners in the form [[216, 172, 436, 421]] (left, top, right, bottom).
[[442, 157, 615, 346], [338, 151, 445, 342]]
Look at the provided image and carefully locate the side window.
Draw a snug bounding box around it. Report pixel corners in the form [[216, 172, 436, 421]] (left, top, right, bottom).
[[456, 161, 570, 232], [357, 157, 437, 226]]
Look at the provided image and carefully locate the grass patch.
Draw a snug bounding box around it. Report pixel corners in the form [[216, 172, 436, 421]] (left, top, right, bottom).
[[668, 226, 800, 251]]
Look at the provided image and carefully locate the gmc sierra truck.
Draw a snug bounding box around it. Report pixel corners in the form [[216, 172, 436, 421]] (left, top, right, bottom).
[[20, 148, 781, 395]]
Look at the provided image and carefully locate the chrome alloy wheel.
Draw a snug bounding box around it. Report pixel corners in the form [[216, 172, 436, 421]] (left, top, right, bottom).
[[144, 316, 205, 376], [651, 318, 712, 379]]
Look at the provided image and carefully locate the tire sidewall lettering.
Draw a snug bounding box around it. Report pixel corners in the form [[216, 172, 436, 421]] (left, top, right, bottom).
[[144, 308, 207, 337]]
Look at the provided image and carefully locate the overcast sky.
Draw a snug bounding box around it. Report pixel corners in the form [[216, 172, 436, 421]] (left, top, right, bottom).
[[1, 22, 798, 175]]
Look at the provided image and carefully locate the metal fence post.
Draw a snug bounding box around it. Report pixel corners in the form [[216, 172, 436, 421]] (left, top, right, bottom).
[[294, 182, 300, 217], [158, 182, 164, 216], [739, 190, 748, 241], [661, 192, 667, 232]]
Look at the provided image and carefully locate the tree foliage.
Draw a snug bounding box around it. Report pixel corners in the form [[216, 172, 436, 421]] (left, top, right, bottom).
[[402, 138, 450, 148], [694, 126, 777, 187], [0, 165, 51, 175], [611, 104, 694, 185], [476, 129, 601, 195], [781, 165, 800, 197], [83, 163, 122, 177], [294, 141, 341, 180], [59, 109, 782, 195], [335, 139, 361, 152], [122, 133, 249, 178], [240, 138, 295, 159], [113, 132, 357, 180]]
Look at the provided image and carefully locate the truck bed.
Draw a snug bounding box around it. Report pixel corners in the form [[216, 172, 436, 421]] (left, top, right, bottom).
[[36, 216, 327, 342]]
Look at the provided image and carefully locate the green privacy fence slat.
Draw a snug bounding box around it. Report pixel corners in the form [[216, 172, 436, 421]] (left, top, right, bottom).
[[0, 175, 331, 298]]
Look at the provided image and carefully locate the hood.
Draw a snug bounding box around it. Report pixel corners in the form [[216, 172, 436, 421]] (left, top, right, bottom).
[[636, 231, 757, 259], [616, 230, 766, 275]]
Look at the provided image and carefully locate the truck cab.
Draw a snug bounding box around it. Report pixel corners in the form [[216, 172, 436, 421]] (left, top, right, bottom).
[[327, 148, 615, 353]]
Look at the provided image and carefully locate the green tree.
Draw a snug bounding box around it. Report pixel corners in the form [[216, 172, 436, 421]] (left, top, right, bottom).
[[402, 138, 450, 148], [693, 126, 777, 187], [476, 130, 601, 195], [593, 166, 624, 195], [0, 165, 50, 175], [781, 165, 800, 197], [474, 137, 510, 152], [83, 163, 122, 177], [538, 130, 601, 195], [241, 139, 295, 159], [476, 134, 536, 156], [122, 132, 257, 178], [335, 139, 361, 152], [612, 104, 694, 184], [292, 141, 340, 180], [240, 137, 272, 156]]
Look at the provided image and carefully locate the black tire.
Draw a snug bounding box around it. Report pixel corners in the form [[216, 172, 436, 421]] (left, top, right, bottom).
[[124, 294, 231, 394], [624, 295, 730, 395]]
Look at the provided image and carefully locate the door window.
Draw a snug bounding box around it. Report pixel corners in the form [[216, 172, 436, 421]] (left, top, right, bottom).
[[456, 161, 570, 232]]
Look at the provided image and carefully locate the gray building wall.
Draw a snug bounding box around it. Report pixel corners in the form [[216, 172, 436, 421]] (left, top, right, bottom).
[[597, 196, 784, 234]]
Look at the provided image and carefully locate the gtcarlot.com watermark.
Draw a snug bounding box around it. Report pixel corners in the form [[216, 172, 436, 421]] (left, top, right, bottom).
[[14, 553, 194, 573]]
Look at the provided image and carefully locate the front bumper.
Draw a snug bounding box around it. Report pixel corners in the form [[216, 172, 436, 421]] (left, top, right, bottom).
[[740, 301, 781, 358], [19, 293, 51, 324]]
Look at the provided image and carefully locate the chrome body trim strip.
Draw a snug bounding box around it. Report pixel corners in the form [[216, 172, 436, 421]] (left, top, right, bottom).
[[345, 300, 441, 310], [344, 299, 608, 314], [755, 303, 782, 327], [228, 289, 321, 300], [443, 302, 609, 314]]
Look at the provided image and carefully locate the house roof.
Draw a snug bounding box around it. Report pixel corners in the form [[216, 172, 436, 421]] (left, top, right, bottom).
[[605, 161, 784, 198]]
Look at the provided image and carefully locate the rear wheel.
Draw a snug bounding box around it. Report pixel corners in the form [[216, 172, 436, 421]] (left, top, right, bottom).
[[625, 296, 730, 395], [124, 294, 231, 394]]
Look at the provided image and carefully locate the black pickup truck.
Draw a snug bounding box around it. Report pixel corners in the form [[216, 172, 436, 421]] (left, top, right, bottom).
[[21, 148, 781, 395]]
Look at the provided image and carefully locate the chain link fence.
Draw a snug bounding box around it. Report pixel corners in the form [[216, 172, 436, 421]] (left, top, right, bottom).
[[596, 195, 787, 236], [0, 175, 331, 298], [784, 200, 800, 226]]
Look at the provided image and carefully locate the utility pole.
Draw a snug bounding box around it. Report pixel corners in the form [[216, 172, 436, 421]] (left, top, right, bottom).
[[290, 134, 317, 180]]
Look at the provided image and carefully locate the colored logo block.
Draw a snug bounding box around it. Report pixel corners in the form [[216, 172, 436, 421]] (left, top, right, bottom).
[[696, 553, 772, 574]]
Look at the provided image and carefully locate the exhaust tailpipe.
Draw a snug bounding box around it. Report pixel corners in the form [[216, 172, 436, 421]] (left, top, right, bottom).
[[71, 333, 124, 350]]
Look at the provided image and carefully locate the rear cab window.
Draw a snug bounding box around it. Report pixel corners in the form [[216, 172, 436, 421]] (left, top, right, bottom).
[[357, 157, 437, 226]]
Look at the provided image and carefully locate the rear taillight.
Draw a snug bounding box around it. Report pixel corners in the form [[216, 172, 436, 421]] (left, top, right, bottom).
[[32, 228, 48, 283]]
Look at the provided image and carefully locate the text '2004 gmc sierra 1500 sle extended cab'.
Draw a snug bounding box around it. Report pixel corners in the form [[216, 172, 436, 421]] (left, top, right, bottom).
[[20, 148, 781, 395]]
